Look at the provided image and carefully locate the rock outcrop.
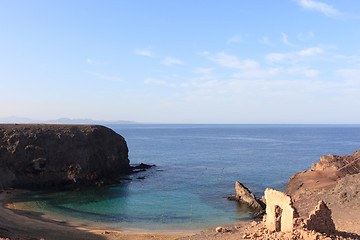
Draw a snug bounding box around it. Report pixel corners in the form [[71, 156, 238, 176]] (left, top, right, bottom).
[[228, 181, 265, 218], [285, 150, 360, 197], [285, 149, 360, 235], [0, 124, 130, 189], [311, 150, 360, 176]]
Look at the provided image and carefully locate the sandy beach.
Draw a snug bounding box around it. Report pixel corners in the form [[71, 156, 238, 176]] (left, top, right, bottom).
[[0, 190, 195, 240]]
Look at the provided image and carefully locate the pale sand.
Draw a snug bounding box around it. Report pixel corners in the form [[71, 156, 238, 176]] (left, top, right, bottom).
[[0, 190, 195, 240]]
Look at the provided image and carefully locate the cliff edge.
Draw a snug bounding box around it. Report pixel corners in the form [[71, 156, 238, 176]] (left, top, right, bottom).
[[0, 124, 130, 189], [285, 149, 360, 234]]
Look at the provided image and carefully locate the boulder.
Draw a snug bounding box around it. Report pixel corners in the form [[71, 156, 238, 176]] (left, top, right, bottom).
[[0, 124, 130, 189], [233, 181, 265, 217]]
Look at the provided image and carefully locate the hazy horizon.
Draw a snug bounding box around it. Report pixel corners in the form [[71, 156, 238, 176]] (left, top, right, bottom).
[[1, 1, 360, 124]]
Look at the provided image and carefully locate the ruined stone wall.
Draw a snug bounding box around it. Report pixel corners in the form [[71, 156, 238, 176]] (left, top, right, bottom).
[[264, 188, 298, 232], [305, 200, 336, 235]]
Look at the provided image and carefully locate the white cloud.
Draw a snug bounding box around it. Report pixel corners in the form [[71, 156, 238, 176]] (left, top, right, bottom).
[[266, 47, 323, 64], [297, 31, 315, 41], [135, 49, 152, 57], [87, 58, 106, 65], [193, 68, 214, 74], [265, 52, 294, 64], [191, 80, 219, 88], [90, 72, 122, 82], [304, 69, 319, 77], [287, 67, 319, 77], [180, 83, 190, 87], [337, 69, 360, 78], [337, 69, 360, 85], [144, 78, 177, 88], [228, 34, 243, 43], [162, 57, 184, 66], [144, 78, 167, 85], [198, 51, 209, 56], [233, 68, 281, 79], [334, 55, 360, 65], [211, 52, 259, 69], [298, 47, 323, 56], [261, 36, 274, 46], [298, 0, 341, 18], [281, 32, 296, 46]]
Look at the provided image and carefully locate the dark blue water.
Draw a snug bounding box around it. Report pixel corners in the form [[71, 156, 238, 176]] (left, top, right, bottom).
[[16, 124, 360, 231]]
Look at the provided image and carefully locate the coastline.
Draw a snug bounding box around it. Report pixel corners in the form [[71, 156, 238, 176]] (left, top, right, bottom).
[[0, 190, 195, 240]]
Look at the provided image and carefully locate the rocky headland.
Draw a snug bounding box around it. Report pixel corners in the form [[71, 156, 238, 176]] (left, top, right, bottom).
[[285, 150, 360, 235], [0, 124, 131, 189]]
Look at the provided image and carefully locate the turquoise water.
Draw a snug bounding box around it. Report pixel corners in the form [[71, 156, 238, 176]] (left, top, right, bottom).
[[15, 124, 360, 231]]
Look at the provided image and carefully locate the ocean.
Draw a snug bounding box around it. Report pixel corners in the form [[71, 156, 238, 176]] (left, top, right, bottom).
[[14, 124, 360, 231]]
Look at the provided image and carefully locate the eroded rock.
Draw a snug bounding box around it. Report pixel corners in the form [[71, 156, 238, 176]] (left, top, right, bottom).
[[229, 181, 265, 218]]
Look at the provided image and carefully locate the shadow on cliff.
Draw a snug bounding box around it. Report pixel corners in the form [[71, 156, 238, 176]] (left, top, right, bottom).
[[336, 231, 360, 240]]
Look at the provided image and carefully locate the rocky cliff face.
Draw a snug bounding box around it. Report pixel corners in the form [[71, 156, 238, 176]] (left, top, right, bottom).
[[285, 150, 360, 196], [311, 150, 360, 176], [0, 124, 130, 189], [285, 149, 360, 234]]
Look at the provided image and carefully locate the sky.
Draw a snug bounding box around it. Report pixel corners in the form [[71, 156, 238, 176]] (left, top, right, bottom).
[[1, 0, 360, 124]]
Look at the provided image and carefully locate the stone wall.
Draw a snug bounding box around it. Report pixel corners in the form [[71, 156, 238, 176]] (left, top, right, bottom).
[[264, 188, 298, 232], [305, 200, 336, 235]]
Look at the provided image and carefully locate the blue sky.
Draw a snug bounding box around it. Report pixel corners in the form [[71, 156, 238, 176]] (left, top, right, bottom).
[[1, 0, 360, 123]]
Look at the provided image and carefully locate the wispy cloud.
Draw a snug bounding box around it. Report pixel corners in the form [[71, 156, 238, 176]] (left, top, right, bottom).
[[144, 77, 177, 87], [297, 31, 315, 41], [198, 51, 209, 56], [287, 67, 319, 77], [266, 47, 323, 64], [90, 72, 122, 82], [161, 57, 184, 66], [193, 68, 215, 74], [337, 69, 360, 85], [228, 34, 243, 43], [233, 68, 281, 79], [281, 32, 296, 47], [135, 49, 152, 57], [211, 52, 259, 69], [191, 80, 220, 89], [265, 52, 294, 64], [304, 69, 319, 77], [298, 47, 323, 56], [144, 78, 167, 85], [261, 36, 274, 46], [87, 58, 106, 65], [297, 0, 341, 18]]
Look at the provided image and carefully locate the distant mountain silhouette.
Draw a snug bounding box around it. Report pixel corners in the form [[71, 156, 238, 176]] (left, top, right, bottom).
[[0, 116, 137, 124]]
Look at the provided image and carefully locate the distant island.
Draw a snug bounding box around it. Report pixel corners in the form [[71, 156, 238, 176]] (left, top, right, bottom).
[[0, 116, 137, 125]]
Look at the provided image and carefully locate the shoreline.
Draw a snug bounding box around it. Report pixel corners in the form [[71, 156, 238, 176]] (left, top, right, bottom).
[[0, 190, 196, 240]]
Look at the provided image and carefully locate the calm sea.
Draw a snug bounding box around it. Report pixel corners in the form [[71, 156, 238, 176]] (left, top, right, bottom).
[[15, 124, 360, 231]]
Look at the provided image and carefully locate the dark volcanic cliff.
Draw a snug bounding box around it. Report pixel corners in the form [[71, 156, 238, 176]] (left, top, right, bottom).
[[0, 124, 130, 189]]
